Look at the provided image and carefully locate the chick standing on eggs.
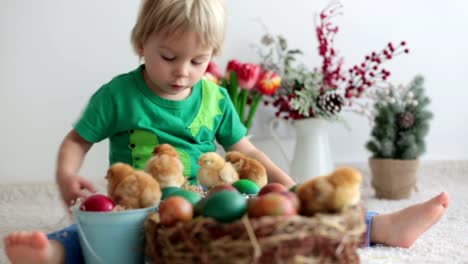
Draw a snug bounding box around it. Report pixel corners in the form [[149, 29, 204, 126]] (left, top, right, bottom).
[[145, 143, 186, 189], [197, 152, 239, 189], [106, 162, 162, 209], [225, 151, 268, 188], [297, 167, 362, 216]]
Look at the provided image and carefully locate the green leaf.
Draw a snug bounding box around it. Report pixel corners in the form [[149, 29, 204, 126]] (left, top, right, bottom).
[[227, 71, 239, 107], [366, 141, 380, 157], [220, 78, 228, 89], [287, 49, 303, 54], [237, 89, 249, 124], [278, 35, 287, 50], [245, 93, 263, 131]]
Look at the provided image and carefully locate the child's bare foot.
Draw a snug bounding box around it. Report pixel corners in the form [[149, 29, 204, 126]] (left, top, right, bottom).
[[371, 192, 450, 248], [4, 231, 65, 264]]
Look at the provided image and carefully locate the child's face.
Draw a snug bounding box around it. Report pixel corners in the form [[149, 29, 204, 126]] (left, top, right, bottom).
[[141, 30, 213, 100]]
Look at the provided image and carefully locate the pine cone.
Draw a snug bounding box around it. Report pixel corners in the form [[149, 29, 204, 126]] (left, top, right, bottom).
[[398, 112, 414, 129], [317, 93, 344, 114]]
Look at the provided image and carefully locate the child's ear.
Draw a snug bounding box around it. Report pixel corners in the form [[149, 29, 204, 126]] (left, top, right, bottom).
[[137, 46, 145, 64], [136, 42, 144, 57], [138, 47, 144, 57]]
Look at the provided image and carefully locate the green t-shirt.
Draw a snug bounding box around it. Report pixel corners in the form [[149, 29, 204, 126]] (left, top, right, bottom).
[[74, 65, 247, 183]]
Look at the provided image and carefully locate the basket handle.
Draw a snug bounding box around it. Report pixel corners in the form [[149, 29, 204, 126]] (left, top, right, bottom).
[[75, 215, 105, 264]]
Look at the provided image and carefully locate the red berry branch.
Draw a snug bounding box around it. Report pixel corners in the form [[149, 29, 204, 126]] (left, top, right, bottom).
[[344, 41, 410, 99], [317, 2, 345, 92], [318, 2, 410, 99], [259, 1, 410, 121]]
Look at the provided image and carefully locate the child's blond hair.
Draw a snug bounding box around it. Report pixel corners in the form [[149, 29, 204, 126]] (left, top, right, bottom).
[[131, 0, 226, 56]]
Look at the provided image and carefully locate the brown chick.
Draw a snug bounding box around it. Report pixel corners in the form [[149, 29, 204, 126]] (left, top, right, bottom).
[[225, 151, 267, 188], [106, 162, 162, 209], [197, 152, 239, 189], [145, 144, 186, 189], [296, 167, 362, 216], [106, 162, 135, 197]]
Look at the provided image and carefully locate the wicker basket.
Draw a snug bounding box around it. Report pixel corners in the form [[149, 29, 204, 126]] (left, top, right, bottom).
[[145, 204, 365, 264]]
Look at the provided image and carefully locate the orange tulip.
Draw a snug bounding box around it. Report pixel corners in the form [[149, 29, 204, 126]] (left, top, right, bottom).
[[256, 71, 281, 95]]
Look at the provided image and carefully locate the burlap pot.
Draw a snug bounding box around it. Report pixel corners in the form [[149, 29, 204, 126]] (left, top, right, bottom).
[[369, 159, 419, 199]]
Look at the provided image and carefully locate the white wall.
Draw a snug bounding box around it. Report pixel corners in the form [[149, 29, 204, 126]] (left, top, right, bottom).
[[1, 0, 467, 182]]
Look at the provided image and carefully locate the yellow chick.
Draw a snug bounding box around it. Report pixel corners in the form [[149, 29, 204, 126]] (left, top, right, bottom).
[[225, 151, 268, 188], [297, 167, 362, 216], [197, 152, 239, 189], [106, 162, 162, 209], [145, 144, 186, 189]]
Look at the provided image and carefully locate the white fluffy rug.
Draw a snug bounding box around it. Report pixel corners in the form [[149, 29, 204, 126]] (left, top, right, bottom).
[[1, 161, 467, 264]]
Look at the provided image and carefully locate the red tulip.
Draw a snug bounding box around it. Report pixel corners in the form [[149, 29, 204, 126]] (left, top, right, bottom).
[[226, 60, 261, 90], [256, 70, 281, 95], [225, 60, 242, 83], [226, 59, 242, 75]]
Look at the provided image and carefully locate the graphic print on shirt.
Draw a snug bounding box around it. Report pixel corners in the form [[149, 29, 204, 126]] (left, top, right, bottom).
[[177, 150, 191, 181], [188, 80, 224, 137], [128, 129, 159, 170], [128, 129, 191, 177]]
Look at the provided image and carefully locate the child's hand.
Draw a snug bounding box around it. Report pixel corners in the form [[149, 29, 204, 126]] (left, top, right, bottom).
[[57, 174, 97, 207]]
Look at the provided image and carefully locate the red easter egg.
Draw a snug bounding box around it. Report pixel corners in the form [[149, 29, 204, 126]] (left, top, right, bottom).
[[80, 194, 115, 212]]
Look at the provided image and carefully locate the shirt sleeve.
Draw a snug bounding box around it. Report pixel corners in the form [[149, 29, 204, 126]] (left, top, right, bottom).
[[73, 85, 115, 143], [215, 88, 248, 148]]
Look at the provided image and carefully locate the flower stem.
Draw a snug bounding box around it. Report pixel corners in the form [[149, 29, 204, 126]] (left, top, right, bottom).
[[227, 71, 239, 107], [238, 89, 248, 124], [245, 92, 263, 131]]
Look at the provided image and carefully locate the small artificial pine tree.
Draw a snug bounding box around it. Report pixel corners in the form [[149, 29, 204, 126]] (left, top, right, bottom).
[[366, 76, 433, 160]]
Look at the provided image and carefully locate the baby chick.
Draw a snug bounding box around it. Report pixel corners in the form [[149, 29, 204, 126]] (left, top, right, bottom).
[[225, 151, 268, 188], [297, 167, 362, 216], [197, 152, 239, 189], [106, 162, 162, 209], [145, 144, 186, 189]]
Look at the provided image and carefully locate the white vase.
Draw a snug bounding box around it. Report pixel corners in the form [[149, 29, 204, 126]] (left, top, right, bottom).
[[270, 118, 334, 183]]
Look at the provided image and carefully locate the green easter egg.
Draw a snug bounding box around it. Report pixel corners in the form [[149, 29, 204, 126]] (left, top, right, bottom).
[[161, 187, 181, 200], [165, 189, 202, 206], [232, 179, 260, 195], [202, 190, 247, 223], [194, 197, 208, 216]]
